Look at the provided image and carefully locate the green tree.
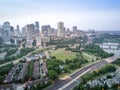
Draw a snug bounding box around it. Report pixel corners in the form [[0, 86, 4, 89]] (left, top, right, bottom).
[[36, 83, 41, 90], [30, 85, 35, 90], [48, 70, 58, 80]]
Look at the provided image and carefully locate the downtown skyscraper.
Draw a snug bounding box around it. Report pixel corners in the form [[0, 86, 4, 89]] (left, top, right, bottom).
[[2, 21, 11, 44], [23, 22, 41, 48], [57, 22, 64, 38]]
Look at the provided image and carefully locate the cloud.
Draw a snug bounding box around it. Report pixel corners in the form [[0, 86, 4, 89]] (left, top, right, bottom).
[[0, 0, 120, 30]]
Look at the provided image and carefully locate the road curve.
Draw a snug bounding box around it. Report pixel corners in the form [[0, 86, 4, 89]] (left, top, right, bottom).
[[47, 55, 119, 90]]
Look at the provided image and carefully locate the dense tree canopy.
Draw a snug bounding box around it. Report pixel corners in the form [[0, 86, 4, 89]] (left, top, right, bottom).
[[0, 63, 13, 83], [84, 44, 114, 58]]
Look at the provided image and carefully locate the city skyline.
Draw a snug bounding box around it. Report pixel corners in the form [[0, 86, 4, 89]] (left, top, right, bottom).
[[0, 0, 120, 31]]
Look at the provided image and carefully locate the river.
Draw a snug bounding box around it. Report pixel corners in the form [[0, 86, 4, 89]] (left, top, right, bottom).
[[103, 49, 120, 55], [100, 43, 120, 55]]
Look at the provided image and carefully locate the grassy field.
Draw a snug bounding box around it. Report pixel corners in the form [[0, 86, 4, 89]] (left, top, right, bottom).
[[50, 48, 76, 60], [82, 52, 98, 61]]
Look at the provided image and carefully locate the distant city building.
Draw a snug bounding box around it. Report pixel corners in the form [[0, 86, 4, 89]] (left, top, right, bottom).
[[0, 22, 22, 45], [41, 25, 51, 37], [13, 25, 23, 45], [35, 22, 39, 33], [48, 28, 56, 35], [57, 22, 64, 37], [10, 26, 14, 37], [26, 24, 35, 47], [17, 25, 20, 34], [63, 27, 66, 37], [66, 28, 70, 34], [77, 30, 85, 37], [34, 22, 41, 47], [23, 22, 41, 48], [73, 26, 77, 34], [14, 25, 20, 37], [22, 26, 27, 38], [64, 28, 71, 38], [0, 21, 87, 46], [88, 29, 95, 33], [0, 25, 2, 38], [49, 34, 57, 40], [41, 37, 50, 47], [2, 21, 11, 44]]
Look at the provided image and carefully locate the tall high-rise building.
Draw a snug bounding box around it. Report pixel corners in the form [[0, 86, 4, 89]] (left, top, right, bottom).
[[22, 26, 27, 38], [34, 21, 41, 47], [2, 21, 11, 44], [48, 28, 56, 35], [73, 26, 77, 34], [23, 22, 41, 48], [35, 22, 39, 33], [57, 22, 64, 37], [41, 25, 51, 37], [14, 25, 20, 36], [66, 28, 70, 34], [10, 26, 14, 37], [27, 24, 35, 40], [26, 24, 35, 47], [0, 25, 2, 45], [17, 25, 19, 33], [0, 25, 2, 38]]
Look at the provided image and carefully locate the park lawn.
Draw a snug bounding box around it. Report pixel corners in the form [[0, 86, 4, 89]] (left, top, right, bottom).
[[50, 48, 76, 60], [82, 52, 98, 62]]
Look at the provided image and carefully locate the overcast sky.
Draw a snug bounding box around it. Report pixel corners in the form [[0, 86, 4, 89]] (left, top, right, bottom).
[[0, 0, 120, 31]]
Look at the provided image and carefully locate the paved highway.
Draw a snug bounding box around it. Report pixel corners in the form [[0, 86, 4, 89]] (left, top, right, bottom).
[[47, 55, 120, 90]]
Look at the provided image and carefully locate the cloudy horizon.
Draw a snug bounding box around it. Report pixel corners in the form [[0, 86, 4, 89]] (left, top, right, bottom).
[[0, 0, 120, 31]]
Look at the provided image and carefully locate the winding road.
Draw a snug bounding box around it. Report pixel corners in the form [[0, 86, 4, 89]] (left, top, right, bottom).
[[47, 55, 120, 90]]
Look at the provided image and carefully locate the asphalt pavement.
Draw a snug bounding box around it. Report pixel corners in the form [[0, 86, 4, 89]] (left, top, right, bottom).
[[47, 55, 120, 90]]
